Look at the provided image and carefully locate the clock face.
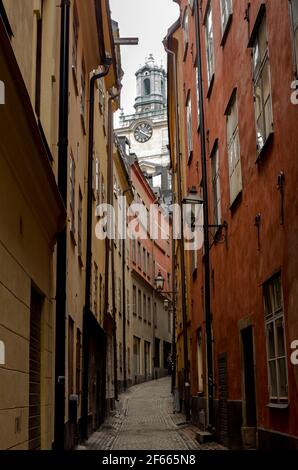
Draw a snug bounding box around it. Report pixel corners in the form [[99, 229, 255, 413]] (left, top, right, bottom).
[[134, 122, 153, 143]]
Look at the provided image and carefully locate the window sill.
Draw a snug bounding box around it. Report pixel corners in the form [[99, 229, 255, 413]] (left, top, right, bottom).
[[206, 74, 214, 99], [267, 403, 289, 410], [255, 131, 274, 164], [220, 14, 233, 47]]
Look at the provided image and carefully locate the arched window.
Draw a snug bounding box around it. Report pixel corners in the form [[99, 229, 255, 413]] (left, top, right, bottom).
[[144, 78, 151, 95]]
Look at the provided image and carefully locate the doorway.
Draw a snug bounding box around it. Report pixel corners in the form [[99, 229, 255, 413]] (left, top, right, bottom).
[[241, 326, 257, 449]]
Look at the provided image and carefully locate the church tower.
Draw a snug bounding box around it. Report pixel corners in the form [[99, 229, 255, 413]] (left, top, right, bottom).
[[115, 55, 170, 184], [134, 54, 167, 115]]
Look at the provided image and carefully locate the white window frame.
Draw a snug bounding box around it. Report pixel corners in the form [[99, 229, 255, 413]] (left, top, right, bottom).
[[226, 93, 242, 205], [204, 3, 215, 87], [252, 15, 273, 154], [183, 8, 189, 53], [263, 274, 288, 403], [289, 0, 298, 75], [220, 0, 233, 37], [211, 146, 221, 227], [186, 94, 193, 158]]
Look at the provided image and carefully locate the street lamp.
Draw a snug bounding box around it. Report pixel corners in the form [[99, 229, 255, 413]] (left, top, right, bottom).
[[155, 271, 165, 291]]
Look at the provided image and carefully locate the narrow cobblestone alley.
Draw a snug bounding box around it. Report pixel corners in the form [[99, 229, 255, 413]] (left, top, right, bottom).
[[79, 378, 225, 451]]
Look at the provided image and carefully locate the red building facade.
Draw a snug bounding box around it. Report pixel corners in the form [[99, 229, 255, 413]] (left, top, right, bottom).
[[167, 0, 298, 449]]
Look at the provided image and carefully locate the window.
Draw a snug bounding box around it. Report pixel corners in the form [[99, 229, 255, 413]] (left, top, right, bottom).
[[138, 289, 142, 319], [132, 236, 136, 263], [188, 0, 194, 9], [154, 302, 157, 328], [80, 57, 86, 120], [133, 285, 137, 316], [76, 329, 81, 395], [148, 297, 151, 325], [144, 78, 151, 96], [205, 4, 215, 87], [70, 153, 76, 237], [147, 253, 150, 278], [197, 329, 204, 393], [127, 289, 130, 323], [78, 189, 83, 260], [118, 277, 122, 315], [211, 146, 221, 226], [290, 0, 298, 74], [143, 294, 147, 322], [93, 263, 98, 316], [143, 248, 146, 273], [186, 94, 193, 158], [183, 9, 189, 53], [95, 157, 100, 206], [119, 342, 123, 371], [138, 242, 141, 268], [252, 15, 273, 153], [220, 0, 232, 36], [195, 66, 200, 127], [226, 93, 242, 204], [72, 3, 79, 78], [263, 274, 288, 403]]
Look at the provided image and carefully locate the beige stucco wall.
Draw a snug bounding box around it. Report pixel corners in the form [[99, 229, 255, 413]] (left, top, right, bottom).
[[0, 151, 54, 450]]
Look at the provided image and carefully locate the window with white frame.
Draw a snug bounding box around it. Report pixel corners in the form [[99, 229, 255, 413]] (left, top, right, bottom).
[[183, 9, 189, 52], [226, 93, 242, 204], [204, 3, 215, 87], [290, 0, 298, 74], [263, 273, 288, 403], [220, 0, 232, 35], [211, 146, 221, 227], [252, 15, 273, 153], [70, 153, 75, 236], [186, 94, 193, 157]]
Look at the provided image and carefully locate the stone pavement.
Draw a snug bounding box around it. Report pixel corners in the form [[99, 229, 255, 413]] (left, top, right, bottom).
[[78, 377, 225, 451]]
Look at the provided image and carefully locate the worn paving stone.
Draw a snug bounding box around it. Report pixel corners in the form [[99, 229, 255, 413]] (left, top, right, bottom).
[[80, 377, 225, 451]]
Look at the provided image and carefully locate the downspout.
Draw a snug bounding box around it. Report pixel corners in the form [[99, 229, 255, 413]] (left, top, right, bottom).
[[164, 39, 190, 421], [82, 62, 112, 441], [194, 0, 214, 430], [54, 0, 70, 450]]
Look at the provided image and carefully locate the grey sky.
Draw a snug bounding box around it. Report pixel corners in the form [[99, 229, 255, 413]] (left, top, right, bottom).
[[110, 0, 179, 121]]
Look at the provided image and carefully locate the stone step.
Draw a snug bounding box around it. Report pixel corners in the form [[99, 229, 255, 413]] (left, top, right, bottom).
[[195, 431, 214, 444]]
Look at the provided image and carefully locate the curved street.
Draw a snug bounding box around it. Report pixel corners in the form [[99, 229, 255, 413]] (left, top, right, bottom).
[[80, 377, 224, 451]]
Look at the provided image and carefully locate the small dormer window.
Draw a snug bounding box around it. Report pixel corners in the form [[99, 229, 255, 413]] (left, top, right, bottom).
[[144, 78, 151, 95]]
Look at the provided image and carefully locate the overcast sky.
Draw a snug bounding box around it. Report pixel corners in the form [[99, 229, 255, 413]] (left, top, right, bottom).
[[110, 0, 179, 122]]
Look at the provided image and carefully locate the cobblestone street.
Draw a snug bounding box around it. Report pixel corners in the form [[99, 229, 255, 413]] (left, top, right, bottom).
[[79, 377, 225, 451]]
